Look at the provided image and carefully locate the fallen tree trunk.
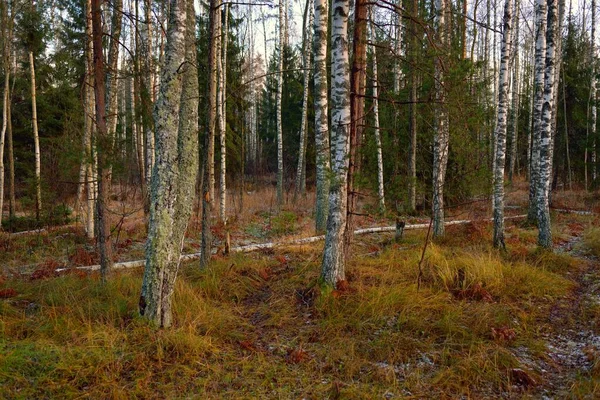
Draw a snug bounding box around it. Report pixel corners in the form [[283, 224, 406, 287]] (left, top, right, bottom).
[[55, 215, 526, 273]]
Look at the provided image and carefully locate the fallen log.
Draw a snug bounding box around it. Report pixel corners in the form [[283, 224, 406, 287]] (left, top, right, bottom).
[[53, 215, 526, 273]]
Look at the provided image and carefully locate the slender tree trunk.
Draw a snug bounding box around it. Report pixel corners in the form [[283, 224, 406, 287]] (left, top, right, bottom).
[[201, 0, 219, 269], [92, 0, 114, 280], [537, 0, 558, 248], [140, 0, 197, 328], [219, 3, 229, 223], [562, 66, 572, 189], [492, 0, 514, 249], [432, 0, 450, 238], [321, 0, 350, 288], [0, 58, 7, 229], [527, 0, 547, 224], [142, 0, 155, 199], [408, 0, 418, 213], [295, 0, 313, 201], [77, 0, 95, 238], [508, 0, 520, 183], [369, 11, 385, 213], [345, 0, 367, 257], [29, 51, 42, 222], [590, 0, 597, 185], [314, 0, 330, 233], [106, 0, 123, 154], [7, 70, 15, 220], [276, 0, 285, 208]]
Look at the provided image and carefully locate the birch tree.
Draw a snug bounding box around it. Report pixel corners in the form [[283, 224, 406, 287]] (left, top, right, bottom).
[[142, 0, 155, 194], [276, 0, 285, 207], [589, 0, 597, 186], [537, 0, 558, 248], [369, 9, 385, 213], [27, 1, 42, 222], [492, 0, 514, 249], [508, 0, 520, 182], [527, 0, 547, 224], [140, 0, 198, 327], [106, 0, 123, 155], [432, 0, 450, 237], [321, 0, 350, 287], [294, 0, 313, 201], [201, 0, 219, 269], [313, 0, 330, 233], [219, 3, 229, 223]]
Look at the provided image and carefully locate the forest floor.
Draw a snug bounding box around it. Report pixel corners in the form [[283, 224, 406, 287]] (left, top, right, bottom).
[[1, 182, 600, 399]]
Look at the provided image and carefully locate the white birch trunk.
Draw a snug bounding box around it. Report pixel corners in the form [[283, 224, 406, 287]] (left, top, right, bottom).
[[314, 0, 330, 233], [276, 0, 285, 207], [295, 0, 313, 200], [393, 2, 403, 92], [201, 0, 219, 268], [219, 3, 229, 223], [508, 0, 520, 182], [537, 0, 558, 248], [432, 0, 450, 237], [492, 0, 514, 249], [29, 51, 42, 222], [369, 13, 385, 213], [527, 0, 547, 223], [106, 0, 122, 148], [321, 0, 350, 287], [143, 0, 155, 194], [590, 0, 597, 184]]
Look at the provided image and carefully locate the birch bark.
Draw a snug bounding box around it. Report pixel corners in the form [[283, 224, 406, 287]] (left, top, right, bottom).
[[314, 0, 330, 233], [295, 0, 313, 201], [492, 0, 514, 249], [276, 0, 285, 207], [219, 4, 229, 223], [432, 0, 450, 238], [508, 0, 520, 182], [369, 11, 385, 213], [106, 0, 122, 155], [321, 0, 350, 287], [527, 0, 547, 224], [201, 0, 219, 268], [590, 0, 597, 185], [29, 49, 42, 221], [537, 0, 558, 248]]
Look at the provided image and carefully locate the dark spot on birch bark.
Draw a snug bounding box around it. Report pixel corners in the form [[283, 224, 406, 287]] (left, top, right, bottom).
[[139, 295, 146, 315]]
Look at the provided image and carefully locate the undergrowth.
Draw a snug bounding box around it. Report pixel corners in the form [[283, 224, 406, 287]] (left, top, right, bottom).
[[0, 222, 584, 399]]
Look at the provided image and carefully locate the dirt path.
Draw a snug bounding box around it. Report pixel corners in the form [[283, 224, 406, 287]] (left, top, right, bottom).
[[530, 234, 600, 397]]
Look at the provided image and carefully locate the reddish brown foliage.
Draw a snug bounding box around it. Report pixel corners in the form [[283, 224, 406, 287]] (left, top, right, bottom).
[[453, 282, 494, 302], [286, 347, 309, 364], [275, 255, 288, 266], [0, 288, 18, 298], [239, 340, 258, 352], [69, 248, 98, 266], [31, 259, 61, 280], [258, 268, 272, 281], [117, 238, 133, 250], [491, 326, 517, 343], [510, 368, 536, 387]]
